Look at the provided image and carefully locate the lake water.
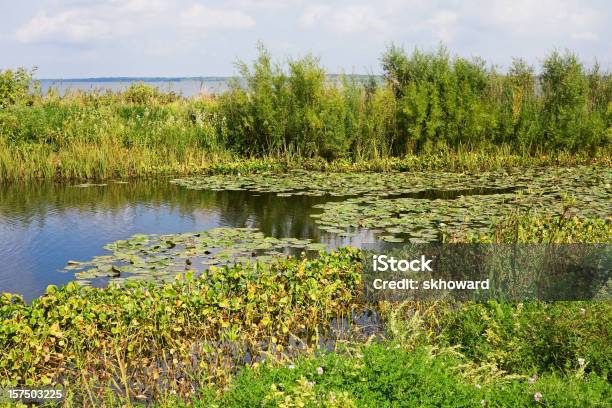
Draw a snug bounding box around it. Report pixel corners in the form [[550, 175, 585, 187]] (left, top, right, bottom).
[[38, 75, 379, 97], [39, 78, 232, 97], [0, 180, 376, 301], [2, 168, 608, 302]]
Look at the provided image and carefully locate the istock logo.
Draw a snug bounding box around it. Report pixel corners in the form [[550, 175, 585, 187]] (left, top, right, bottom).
[[372, 255, 433, 272]]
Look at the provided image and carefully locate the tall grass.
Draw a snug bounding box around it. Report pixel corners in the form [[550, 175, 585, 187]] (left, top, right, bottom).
[[1, 46, 610, 181]]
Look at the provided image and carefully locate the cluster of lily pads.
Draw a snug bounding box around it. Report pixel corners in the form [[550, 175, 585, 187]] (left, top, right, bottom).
[[172, 167, 611, 243], [66, 166, 610, 283], [64, 227, 327, 285], [171, 169, 530, 196]]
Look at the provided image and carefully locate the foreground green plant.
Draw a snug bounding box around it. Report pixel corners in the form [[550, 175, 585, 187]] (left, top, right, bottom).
[[1, 240, 610, 406], [381, 300, 611, 380], [458, 211, 612, 244], [0, 249, 363, 403], [191, 342, 611, 407]]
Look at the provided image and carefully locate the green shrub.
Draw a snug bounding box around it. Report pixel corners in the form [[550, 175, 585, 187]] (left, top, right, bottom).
[[2, 46, 611, 181], [411, 301, 612, 379], [195, 342, 611, 407], [540, 51, 604, 151], [0, 67, 38, 109]]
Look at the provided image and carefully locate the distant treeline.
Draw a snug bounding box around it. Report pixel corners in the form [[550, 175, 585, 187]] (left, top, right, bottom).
[[0, 45, 610, 178]]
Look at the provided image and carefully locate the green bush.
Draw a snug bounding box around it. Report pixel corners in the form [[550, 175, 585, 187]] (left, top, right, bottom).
[[539, 52, 603, 150], [380, 46, 610, 155], [0, 67, 38, 109], [0, 248, 363, 395], [412, 301, 612, 379], [195, 342, 611, 407]]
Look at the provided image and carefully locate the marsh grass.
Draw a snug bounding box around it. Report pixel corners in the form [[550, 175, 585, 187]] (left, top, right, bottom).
[[451, 210, 612, 244], [1, 141, 607, 182], [1, 46, 610, 182]]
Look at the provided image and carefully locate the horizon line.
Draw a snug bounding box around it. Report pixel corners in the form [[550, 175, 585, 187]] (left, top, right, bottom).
[[37, 74, 378, 82]]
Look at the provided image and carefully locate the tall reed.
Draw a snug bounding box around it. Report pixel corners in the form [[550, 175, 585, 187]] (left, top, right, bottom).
[[1, 45, 610, 181]]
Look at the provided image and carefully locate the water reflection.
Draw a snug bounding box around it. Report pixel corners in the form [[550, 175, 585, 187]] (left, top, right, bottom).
[[0, 180, 376, 301]]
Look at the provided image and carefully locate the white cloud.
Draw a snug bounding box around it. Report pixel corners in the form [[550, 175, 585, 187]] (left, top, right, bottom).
[[299, 5, 330, 28], [423, 10, 459, 42], [5, 0, 610, 76], [231, 0, 304, 9], [180, 4, 256, 30], [332, 5, 386, 34], [16, 10, 112, 43], [299, 4, 386, 34], [478, 0, 602, 38], [15, 0, 256, 44]]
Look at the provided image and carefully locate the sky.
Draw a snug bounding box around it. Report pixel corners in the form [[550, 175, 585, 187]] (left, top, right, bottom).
[[0, 0, 610, 78]]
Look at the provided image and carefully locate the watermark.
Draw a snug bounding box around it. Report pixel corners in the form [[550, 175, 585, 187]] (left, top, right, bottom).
[[372, 255, 433, 272], [0, 387, 64, 404], [372, 278, 489, 290], [364, 244, 611, 301]]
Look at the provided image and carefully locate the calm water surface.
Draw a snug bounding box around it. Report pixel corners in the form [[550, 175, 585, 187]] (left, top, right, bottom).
[[39, 79, 231, 97], [0, 180, 376, 301]]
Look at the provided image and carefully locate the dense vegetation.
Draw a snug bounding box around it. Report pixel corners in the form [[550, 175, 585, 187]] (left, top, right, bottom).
[[1, 45, 610, 181], [198, 340, 610, 407], [0, 249, 363, 402], [0, 214, 610, 406]]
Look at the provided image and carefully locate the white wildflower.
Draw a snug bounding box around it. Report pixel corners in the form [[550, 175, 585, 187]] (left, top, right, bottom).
[[534, 392, 542, 402]]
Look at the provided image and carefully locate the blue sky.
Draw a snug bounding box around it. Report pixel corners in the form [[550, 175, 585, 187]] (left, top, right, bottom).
[[1, 0, 610, 78]]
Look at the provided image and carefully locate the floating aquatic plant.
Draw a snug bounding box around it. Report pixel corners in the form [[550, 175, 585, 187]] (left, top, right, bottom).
[[172, 167, 611, 243], [64, 227, 328, 285]]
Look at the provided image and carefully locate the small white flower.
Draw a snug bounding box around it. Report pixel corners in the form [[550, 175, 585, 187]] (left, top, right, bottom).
[[480, 400, 487, 406], [534, 392, 542, 402], [475, 383, 482, 389], [579, 308, 586, 315], [288, 364, 295, 369], [528, 376, 537, 384], [578, 358, 585, 367], [316, 366, 324, 375]]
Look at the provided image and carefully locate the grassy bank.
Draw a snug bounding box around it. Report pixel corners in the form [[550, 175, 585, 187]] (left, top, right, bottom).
[[1, 45, 610, 182], [2, 145, 609, 182], [196, 341, 611, 407]]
